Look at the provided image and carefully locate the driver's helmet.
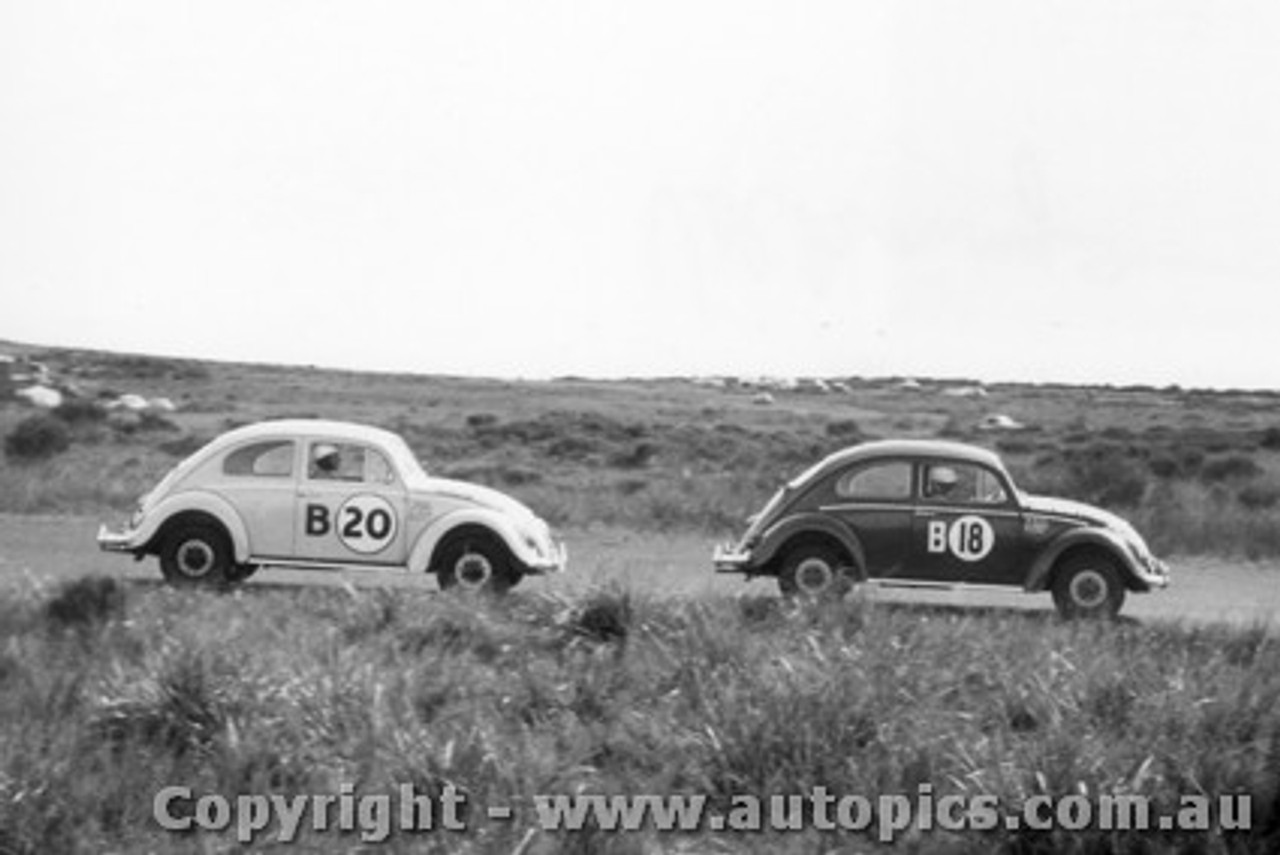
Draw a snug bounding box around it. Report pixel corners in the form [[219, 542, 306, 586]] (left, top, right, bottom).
[[314, 443, 341, 473], [929, 465, 959, 495]]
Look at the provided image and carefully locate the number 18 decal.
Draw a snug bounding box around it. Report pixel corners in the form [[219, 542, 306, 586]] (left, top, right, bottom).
[[926, 515, 995, 562]]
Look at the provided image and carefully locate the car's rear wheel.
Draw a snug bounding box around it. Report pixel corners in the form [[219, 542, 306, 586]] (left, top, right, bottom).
[[436, 532, 519, 595], [159, 523, 233, 589], [778, 543, 852, 600], [1052, 552, 1125, 619]]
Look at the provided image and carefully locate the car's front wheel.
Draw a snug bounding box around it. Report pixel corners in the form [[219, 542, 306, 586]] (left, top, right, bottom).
[[1052, 552, 1126, 619], [436, 532, 519, 595], [777, 543, 853, 601], [159, 523, 233, 589]]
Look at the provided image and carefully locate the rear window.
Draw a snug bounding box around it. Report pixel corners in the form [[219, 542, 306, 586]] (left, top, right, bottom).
[[835, 461, 913, 500], [223, 440, 295, 477]]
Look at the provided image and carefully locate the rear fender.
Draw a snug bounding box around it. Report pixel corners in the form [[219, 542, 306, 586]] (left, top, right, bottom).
[[139, 492, 251, 563], [751, 513, 867, 579]]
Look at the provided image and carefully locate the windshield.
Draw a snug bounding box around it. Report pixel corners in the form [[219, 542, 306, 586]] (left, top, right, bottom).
[[382, 434, 432, 489]]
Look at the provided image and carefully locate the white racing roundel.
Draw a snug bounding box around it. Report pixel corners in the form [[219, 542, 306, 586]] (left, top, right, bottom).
[[336, 495, 398, 554], [947, 515, 995, 562], [927, 515, 996, 562]]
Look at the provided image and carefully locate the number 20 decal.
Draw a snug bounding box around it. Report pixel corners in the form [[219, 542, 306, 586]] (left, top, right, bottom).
[[926, 515, 995, 562], [304, 495, 398, 554]]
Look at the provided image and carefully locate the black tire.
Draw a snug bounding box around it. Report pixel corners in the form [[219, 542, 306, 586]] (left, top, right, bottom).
[[436, 532, 519, 595], [159, 523, 233, 589], [777, 543, 852, 601], [1052, 551, 1126, 619]]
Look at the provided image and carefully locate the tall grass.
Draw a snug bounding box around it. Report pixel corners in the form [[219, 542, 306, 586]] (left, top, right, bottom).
[[1, 576, 1276, 853]]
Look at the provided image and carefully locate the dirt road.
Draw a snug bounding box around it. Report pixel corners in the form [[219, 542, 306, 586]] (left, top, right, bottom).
[[2, 514, 1277, 628]]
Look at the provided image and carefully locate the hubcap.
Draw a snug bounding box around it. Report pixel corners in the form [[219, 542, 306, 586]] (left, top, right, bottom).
[[1069, 569, 1108, 609], [455, 552, 493, 590], [795, 558, 835, 595], [176, 540, 214, 577]]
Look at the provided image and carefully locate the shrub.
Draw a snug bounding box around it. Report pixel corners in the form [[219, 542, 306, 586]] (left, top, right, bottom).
[[1237, 484, 1280, 510], [1030, 443, 1150, 508], [44, 576, 126, 633], [996, 438, 1036, 455], [53, 398, 107, 425], [157, 434, 208, 458], [607, 441, 657, 469], [1099, 426, 1135, 441], [1259, 426, 1280, 451], [1179, 448, 1205, 476], [563, 588, 633, 644], [1201, 454, 1262, 483], [614, 478, 649, 495], [825, 419, 864, 441], [935, 417, 967, 439], [4, 415, 71, 462]]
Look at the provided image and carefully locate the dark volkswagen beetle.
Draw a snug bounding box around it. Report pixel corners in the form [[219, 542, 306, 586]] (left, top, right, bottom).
[[713, 439, 1169, 618]]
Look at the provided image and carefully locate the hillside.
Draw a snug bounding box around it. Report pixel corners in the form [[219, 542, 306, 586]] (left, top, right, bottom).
[[3, 339, 1280, 556]]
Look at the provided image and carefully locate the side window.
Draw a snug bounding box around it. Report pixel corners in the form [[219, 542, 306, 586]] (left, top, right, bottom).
[[835, 461, 913, 500], [309, 442, 396, 484], [223, 441, 295, 477], [363, 449, 397, 485], [922, 462, 1008, 504]]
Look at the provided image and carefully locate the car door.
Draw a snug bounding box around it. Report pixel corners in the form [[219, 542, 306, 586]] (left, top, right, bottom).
[[294, 440, 409, 566], [908, 459, 1027, 585], [212, 438, 299, 559], [820, 459, 915, 578]]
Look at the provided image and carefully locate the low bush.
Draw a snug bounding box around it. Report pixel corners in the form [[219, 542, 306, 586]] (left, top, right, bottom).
[[157, 434, 208, 458], [1027, 442, 1150, 508], [607, 441, 657, 469], [1237, 483, 1280, 510], [1200, 454, 1262, 483], [53, 398, 107, 425], [824, 419, 864, 441], [4, 414, 71, 462], [43, 576, 126, 634], [1259, 426, 1280, 451]]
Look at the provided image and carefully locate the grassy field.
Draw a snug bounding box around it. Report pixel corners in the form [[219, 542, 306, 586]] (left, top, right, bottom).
[[0, 575, 1276, 853], [3, 340, 1280, 854], [4, 341, 1280, 558]]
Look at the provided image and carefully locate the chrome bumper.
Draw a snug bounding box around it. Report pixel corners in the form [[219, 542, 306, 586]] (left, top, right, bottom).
[[1139, 557, 1171, 590], [713, 542, 752, 573], [97, 524, 139, 553], [527, 539, 568, 574]]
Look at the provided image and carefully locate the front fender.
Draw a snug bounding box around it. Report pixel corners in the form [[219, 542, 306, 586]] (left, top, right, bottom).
[[136, 491, 252, 563], [751, 512, 867, 578], [1025, 527, 1145, 592], [408, 509, 543, 574]]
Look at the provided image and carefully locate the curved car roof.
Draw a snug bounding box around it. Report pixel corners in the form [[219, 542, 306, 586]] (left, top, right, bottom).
[[808, 439, 1006, 475], [212, 419, 406, 447]]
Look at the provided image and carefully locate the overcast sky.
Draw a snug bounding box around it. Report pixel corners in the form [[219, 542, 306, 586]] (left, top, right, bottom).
[[3, 1, 1278, 388]]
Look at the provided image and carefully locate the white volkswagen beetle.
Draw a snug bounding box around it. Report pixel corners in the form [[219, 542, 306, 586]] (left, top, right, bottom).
[[98, 419, 566, 592]]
